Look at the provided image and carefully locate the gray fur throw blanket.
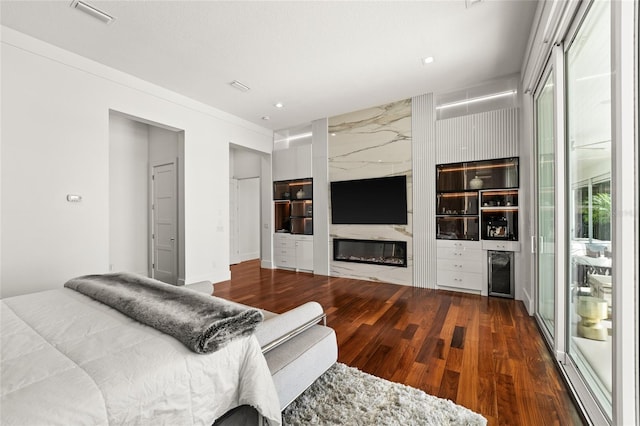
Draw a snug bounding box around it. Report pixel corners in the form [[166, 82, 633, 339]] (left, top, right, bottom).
[[64, 273, 263, 354]]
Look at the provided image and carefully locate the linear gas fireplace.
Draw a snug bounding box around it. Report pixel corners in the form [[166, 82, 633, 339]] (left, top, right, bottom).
[[333, 238, 407, 267]]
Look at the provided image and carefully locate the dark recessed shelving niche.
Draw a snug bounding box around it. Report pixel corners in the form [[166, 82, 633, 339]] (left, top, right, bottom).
[[436, 158, 519, 241]]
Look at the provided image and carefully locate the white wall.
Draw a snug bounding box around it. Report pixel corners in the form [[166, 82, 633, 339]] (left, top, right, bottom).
[[0, 27, 273, 298], [232, 148, 261, 179], [237, 178, 260, 261], [519, 91, 535, 313], [149, 125, 180, 165], [109, 114, 150, 276], [260, 154, 273, 269]]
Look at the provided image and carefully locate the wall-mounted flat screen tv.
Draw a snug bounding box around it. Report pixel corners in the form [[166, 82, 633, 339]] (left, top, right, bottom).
[[330, 175, 408, 225]]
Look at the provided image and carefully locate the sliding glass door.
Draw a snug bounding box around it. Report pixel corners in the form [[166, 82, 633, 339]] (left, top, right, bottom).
[[532, 0, 637, 423], [565, 0, 612, 417], [535, 69, 556, 339]]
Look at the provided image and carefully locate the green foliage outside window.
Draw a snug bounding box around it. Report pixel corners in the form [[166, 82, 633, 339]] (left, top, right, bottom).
[[582, 192, 611, 240]]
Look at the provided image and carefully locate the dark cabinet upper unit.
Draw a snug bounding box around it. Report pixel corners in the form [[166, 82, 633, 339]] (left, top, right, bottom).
[[436, 157, 519, 192], [274, 178, 313, 235], [436, 157, 519, 241]]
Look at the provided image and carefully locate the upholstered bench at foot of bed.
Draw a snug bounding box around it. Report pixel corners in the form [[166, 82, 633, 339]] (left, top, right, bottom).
[[211, 298, 338, 414], [265, 323, 337, 409], [253, 301, 338, 409]]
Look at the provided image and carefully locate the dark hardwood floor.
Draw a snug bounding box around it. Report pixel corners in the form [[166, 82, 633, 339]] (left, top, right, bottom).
[[213, 260, 584, 426]]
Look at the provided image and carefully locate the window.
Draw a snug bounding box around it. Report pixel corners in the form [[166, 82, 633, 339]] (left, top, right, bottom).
[[573, 178, 611, 241]]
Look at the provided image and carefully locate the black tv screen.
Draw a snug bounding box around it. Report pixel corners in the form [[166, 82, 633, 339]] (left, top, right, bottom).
[[330, 175, 408, 225]]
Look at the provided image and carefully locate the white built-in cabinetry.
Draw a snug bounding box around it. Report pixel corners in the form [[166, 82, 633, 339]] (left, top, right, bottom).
[[272, 137, 314, 272], [481, 240, 520, 252], [436, 240, 483, 293], [295, 235, 314, 271], [435, 154, 519, 297], [272, 144, 312, 181], [273, 233, 313, 271]]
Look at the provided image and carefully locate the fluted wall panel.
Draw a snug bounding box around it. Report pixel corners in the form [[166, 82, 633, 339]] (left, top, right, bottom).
[[473, 108, 519, 159], [312, 118, 330, 276], [411, 94, 437, 289], [435, 107, 519, 163], [435, 115, 474, 163]]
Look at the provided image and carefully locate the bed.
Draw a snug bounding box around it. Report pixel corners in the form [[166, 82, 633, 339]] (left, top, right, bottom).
[[1, 282, 282, 425]]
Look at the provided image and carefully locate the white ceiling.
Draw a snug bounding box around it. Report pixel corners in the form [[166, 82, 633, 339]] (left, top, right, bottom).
[[0, 0, 539, 131]]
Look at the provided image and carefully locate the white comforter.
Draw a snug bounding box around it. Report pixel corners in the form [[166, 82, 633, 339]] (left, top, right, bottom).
[[0, 288, 281, 425]]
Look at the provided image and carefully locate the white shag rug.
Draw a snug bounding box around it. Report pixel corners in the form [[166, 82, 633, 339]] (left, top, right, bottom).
[[282, 363, 487, 426]]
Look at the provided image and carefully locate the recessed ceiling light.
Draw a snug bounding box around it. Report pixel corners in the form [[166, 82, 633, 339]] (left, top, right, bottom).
[[229, 80, 250, 92], [274, 102, 284, 108], [70, 0, 115, 24], [421, 56, 434, 65], [330, 133, 336, 136]]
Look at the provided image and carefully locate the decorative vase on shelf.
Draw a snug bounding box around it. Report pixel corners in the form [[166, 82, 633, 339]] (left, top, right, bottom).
[[296, 189, 305, 199], [469, 176, 483, 189]]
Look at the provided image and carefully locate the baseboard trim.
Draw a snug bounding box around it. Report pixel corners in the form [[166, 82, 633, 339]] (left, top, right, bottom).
[[189, 271, 229, 286], [521, 287, 534, 315]]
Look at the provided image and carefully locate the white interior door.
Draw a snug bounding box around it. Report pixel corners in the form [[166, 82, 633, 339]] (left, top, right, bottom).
[[229, 178, 240, 265], [151, 162, 177, 284], [238, 177, 260, 262]]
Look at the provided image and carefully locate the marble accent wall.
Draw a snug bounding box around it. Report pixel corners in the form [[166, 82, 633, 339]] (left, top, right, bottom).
[[328, 99, 413, 286]]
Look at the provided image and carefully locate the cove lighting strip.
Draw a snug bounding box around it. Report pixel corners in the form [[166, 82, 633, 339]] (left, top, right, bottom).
[[274, 132, 312, 144], [436, 90, 516, 110]]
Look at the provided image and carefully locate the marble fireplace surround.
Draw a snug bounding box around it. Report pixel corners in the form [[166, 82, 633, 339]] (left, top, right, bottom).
[[328, 99, 413, 286]]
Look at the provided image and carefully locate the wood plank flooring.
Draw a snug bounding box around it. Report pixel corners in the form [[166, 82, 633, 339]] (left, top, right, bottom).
[[213, 260, 584, 426]]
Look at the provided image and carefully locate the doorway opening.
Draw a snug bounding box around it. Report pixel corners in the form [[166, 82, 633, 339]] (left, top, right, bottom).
[[229, 145, 269, 266], [109, 111, 185, 285]]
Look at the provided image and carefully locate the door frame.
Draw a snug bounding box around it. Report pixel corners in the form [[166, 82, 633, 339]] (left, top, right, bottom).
[[229, 178, 240, 265], [236, 177, 261, 262]]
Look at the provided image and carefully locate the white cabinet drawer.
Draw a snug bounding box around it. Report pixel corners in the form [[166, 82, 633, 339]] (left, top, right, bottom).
[[274, 247, 295, 257], [436, 240, 481, 250], [437, 270, 483, 291], [274, 234, 295, 248], [482, 240, 520, 252], [295, 235, 314, 243], [273, 234, 313, 271], [437, 247, 483, 261], [274, 254, 295, 267], [438, 258, 483, 274], [437, 240, 482, 262]]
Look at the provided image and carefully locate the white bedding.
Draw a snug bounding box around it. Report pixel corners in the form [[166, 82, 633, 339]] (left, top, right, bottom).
[[0, 288, 281, 425]]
